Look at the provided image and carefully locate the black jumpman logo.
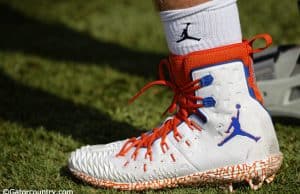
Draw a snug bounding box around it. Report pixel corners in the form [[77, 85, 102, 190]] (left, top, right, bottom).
[[218, 104, 261, 146], [176, 23, 201, 43]]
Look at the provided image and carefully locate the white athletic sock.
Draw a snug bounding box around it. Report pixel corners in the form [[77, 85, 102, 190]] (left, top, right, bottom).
[[160, 0, 242, 55]]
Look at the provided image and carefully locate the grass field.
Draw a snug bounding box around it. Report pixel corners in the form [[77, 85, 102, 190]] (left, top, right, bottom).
[[0, 0, 299, 193]]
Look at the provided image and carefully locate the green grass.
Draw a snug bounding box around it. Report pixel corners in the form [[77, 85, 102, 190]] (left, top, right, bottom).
[[0, 0, 299, 193]]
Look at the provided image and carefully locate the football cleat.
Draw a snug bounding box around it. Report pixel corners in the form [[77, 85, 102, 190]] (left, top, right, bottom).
[[68, 34, 283, 191]]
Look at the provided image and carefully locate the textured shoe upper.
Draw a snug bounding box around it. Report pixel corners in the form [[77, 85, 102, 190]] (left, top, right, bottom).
[[68, 34, 280, 183]]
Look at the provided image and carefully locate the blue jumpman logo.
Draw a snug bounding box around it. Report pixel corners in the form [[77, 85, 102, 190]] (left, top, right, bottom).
[[218, 104, 261, 146]]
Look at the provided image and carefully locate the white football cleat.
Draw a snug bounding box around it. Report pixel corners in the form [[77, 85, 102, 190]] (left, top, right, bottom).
[[68, 34, 283, 191]]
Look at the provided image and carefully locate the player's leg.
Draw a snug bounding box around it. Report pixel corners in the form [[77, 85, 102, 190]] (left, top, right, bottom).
[[154, 0, 242, 55], [153, 0, 210, 11]]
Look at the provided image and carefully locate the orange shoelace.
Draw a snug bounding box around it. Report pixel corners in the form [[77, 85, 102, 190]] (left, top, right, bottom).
[[116, 59, 214, 161], [116, 34, 273, 161]]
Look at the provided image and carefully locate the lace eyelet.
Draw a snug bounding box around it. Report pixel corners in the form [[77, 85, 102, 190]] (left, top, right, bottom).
[[200, 74, 214, 87], [202, 97, 216, 107]]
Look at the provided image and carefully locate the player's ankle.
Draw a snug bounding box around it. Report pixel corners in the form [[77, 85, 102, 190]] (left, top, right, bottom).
[[160, 0, 242, 55]]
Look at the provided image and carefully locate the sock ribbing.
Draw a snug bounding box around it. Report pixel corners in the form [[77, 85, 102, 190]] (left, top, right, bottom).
[[160, 0, 242, 55]]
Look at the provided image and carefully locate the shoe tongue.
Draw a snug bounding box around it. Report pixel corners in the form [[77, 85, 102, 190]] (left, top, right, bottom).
[[168, 56, 191, 87]]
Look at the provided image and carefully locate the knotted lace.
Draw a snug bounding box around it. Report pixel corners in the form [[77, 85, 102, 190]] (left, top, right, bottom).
[[116, 33, 273, 161], [116, 58, 212, 161]]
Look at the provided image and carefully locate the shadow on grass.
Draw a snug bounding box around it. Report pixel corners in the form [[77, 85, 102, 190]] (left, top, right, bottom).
[[273, 116, 300, 127], [0, 3, 155, 144], [0, 69, 143, 144], [60, 166, 86, 186], [0, 3, 164, 78]]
